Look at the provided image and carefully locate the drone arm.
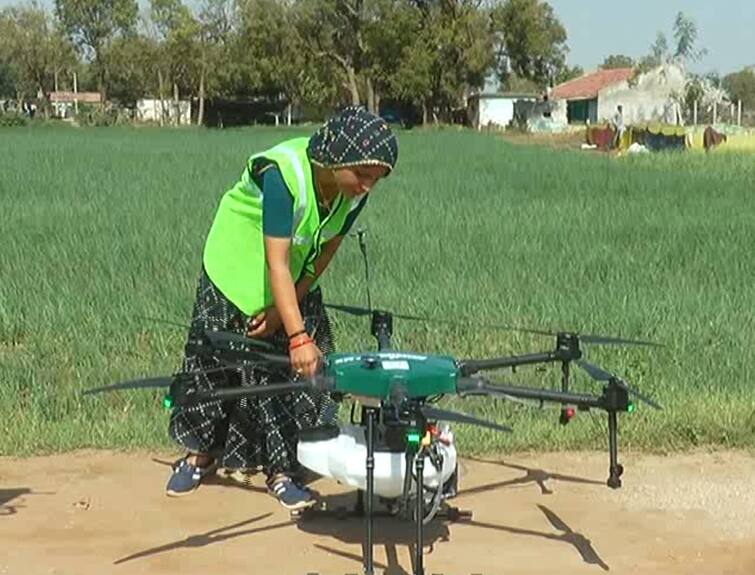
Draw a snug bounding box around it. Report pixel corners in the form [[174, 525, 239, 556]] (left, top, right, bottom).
[[458, 351, 559, 376], [457, 377, 604, 409]]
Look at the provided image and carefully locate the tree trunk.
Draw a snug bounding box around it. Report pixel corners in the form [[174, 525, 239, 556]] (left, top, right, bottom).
[[157, 69, 165, 127], [197, 68, 205, 127], [347, 66, 360, 105], [173, 81, 180, 126], [97, 73, 106, 107], [366, 77, 376, 114], [95, 50, 106, 107], [286, 102, 292, 126], [422, 101, 428, 126]]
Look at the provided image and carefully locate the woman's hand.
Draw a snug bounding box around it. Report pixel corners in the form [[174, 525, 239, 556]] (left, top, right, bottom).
[[290, 340, 322, 379], [247, 307, 282, 338]]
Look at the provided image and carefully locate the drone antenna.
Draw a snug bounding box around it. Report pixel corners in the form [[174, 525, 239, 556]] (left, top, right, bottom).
[[356, 227, 373, 312]]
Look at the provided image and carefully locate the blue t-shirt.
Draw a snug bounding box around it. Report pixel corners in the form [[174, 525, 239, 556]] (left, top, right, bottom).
[[260, 165, 367, 238]]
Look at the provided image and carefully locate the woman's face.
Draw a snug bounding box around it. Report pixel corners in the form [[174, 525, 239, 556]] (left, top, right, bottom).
[[334, 165, 389, 199]]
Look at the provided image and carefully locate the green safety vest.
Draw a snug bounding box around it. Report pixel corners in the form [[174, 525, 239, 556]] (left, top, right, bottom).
[[203, 137, 358, 316]]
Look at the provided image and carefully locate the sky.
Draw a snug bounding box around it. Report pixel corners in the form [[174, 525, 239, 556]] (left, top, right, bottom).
[[2, 0, 753, 76], [546, 0, 755, 75]]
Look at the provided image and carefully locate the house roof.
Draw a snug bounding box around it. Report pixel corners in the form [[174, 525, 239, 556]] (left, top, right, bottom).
[[49, 91, 102, 103], [471, 92, 539, 100], [551, 68, 634, 101]]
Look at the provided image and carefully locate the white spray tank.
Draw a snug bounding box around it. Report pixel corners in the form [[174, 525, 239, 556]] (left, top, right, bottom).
[[297, 422, 457, 499]]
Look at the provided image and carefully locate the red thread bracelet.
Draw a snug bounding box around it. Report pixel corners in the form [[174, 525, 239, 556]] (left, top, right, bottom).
[[288, 329, 307, 340], [289, 336, 314, 351]]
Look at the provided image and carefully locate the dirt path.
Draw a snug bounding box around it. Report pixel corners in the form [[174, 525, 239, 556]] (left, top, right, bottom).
[[2, 450, 753, 575]]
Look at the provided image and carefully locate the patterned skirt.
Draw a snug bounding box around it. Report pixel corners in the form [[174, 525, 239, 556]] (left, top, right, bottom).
[[168, 267, 338, 476]]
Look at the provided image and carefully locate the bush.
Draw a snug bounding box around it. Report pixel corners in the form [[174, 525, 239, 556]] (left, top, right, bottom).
[[0, 111, 28, 127], [74, 103, 132, 127]]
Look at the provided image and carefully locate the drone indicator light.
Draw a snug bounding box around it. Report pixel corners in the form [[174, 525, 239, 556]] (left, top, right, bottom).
[[565, 407, 576, 419], [627, 402, 636, 413], [406, 432, 421, 444], [163, 395, 174, 409]]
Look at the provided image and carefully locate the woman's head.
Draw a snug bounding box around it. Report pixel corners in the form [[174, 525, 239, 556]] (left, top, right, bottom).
[[308, 106, 398, 198]]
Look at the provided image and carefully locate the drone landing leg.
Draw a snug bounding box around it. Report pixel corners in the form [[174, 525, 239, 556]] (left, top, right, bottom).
[[607, 411, 623, 489], [414, 450, 425, 575], [364, 408, 376, 575]]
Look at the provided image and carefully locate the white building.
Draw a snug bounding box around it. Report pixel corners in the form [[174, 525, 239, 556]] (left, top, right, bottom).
[[467, 92, 539, 130], [136, 99, 192, 125], [550, 64, 687, 126]]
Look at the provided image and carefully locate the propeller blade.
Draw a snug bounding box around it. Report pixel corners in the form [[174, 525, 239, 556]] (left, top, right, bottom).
[[579, 334, 662, 348], [626, 388, 663, 410], [135, 315, 288, 353], [324, 303, 373, 317], [205, 330, 279, 352], [576, 359, 613, 382], [83, 376, 174, 395], [576, 360, 663, 410], [83, 365, 253, 397], [324, 303, 660, 347], [136, 315, 191, 330], [208, 346, 291, 366], [192, 376, 335, 403], [420, 406, 512, 433]]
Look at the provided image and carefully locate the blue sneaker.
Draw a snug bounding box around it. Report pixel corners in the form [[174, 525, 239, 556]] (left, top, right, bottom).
[[267, 474, 316, 511], [166, 457, 216, 497]]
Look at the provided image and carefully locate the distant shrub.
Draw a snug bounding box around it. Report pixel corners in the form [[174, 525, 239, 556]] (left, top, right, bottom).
[[0, 111, 27, 127]]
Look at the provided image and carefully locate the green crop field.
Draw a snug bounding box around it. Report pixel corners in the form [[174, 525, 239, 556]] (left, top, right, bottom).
[[1, 125, 753, 456]]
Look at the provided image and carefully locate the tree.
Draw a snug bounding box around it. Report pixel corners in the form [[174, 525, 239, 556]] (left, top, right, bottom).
[[0, 5, 77, 113], [673, 11, 706, 63], [651, 31, 669, 64], [600, 54, 634, 70], [294, 0, 373, 107], [195, 0, 236, 125], [362, 0, 419, 114], [149, 0, 201, 124], [235, 0, 336, 120], [0, 13, 18, 98], [55, 0, 138, 101], [723, 68, 755, 110], [0, 60, 16, 99], [491, 0, 568, 89], [106, 34, 159, 107], [555, 64, 583, 84]]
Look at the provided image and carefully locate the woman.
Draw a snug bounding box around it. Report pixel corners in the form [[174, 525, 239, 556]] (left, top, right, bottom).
[[166, 106, 399, 511]]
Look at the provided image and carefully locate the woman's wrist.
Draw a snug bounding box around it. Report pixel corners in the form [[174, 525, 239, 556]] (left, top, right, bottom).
[[289, 335, 314, 351], [287, 328, 308, 340]]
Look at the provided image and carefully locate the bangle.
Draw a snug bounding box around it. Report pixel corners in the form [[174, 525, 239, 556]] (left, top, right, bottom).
[[288, 329, 307, 340], [289, 336, 314, 351]]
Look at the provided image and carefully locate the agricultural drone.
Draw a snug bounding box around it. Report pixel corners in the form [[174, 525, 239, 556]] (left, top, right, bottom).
[[86, 229, 663, 575]]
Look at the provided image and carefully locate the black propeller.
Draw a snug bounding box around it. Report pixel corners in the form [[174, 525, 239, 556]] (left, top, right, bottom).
[[135, 314, 284, 353], [576, 359, 663, 410], [420, 406, 512, 433], [324, 303, 661, 348], [189, 376, 336, 404], [83, 376, 177, 395], [204, 330, 281, 352]]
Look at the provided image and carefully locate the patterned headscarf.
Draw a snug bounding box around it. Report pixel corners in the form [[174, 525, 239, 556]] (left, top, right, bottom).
[[307, 106, 398, 174]]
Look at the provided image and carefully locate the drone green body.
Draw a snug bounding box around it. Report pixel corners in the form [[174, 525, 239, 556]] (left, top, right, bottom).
[[324, 352, 458, 398]]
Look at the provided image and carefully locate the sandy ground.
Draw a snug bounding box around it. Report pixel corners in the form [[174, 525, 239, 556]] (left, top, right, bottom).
[[1, 449, 754, 575]]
